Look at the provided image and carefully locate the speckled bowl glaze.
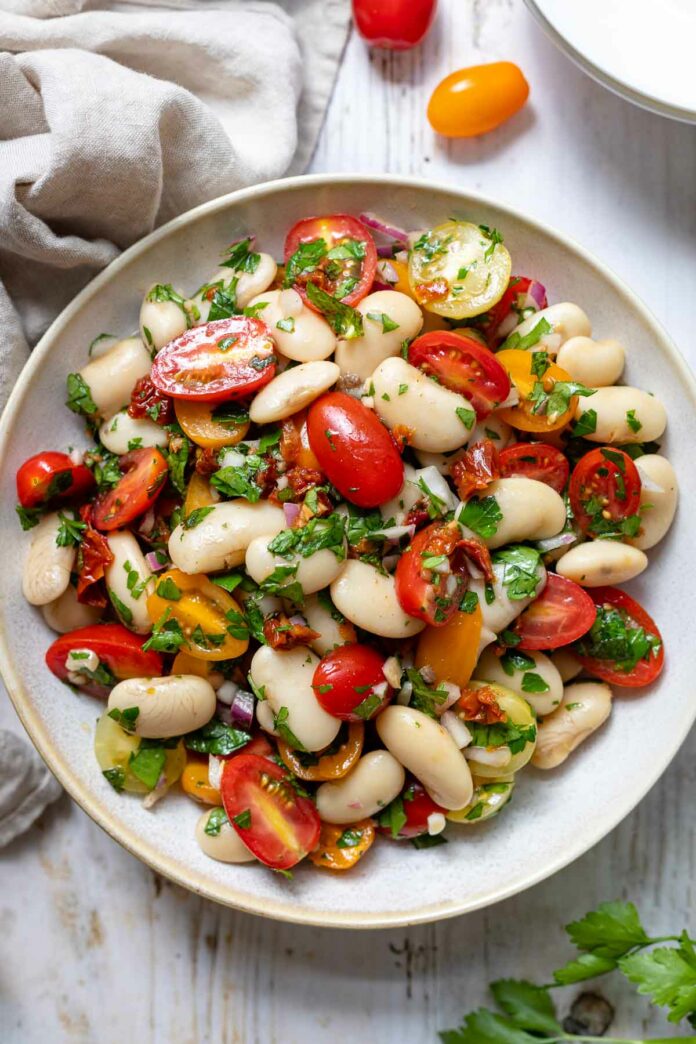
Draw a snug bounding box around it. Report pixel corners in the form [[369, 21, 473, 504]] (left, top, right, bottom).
[[1, 175, 694, 928]]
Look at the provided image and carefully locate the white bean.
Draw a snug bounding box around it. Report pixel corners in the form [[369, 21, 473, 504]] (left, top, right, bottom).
[[379, 464, 422, 524], [505, 302, 591, 355], [245, 534, 346, 596], [195, 809, 256, 863], [370, 357, 475, 452], [249, 361, 339, 424], [376, 705, 473, 810], [315, 751, 405, 824], [469, 413, 515, 448], [330, 560, 425, 639], [255, 699, 279, 737], [532, 682, 613, 769], [335, 291, 423, 380], [556, 541, 647, 587], [79, 337, 152, 420], [107, 675, 216, 738], [104, 531, 155, 633], [577, 386, 667, 443], [549, 647, 583, 683], [473, 648, 562, 716], [139, 285, 189, 351], [22, 512, 76, 606], [413, 450, 452, 476], [234, 253, 278, 309], [99, 410, 168, 455], [246, 289, 336, 362], [556, 336, 625, 387], [630, 455, 678, 550], [250, 646, 340, 752], [461, 477, 566, 549], [169, 501, 285, 574], [469, 556, 547, 636], [41, 585, 103, 633], [303, 592, 357, 656]]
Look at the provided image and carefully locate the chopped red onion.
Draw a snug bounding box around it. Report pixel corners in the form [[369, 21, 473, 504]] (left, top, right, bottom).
[[139, 508, 155, 535], [382, 553, 400, 572], [145, 551, 168, 572], [288, 613, 307, 627], [528, 280, 547, 310], [371, 280, 394, 291], [359, 212, 408, 245], [535, 531, 578, 553], [283, 502, 301, 527], [377, 259, 399, 284], [376, 246, 396, 259], [142, 772, 168, 809], [229, 689, 255, 730]]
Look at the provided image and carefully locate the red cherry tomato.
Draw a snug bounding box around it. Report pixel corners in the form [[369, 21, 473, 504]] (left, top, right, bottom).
[[16, 451, 94, 509], [92, 447, 168, 532], [150, 316, 276, 402], [428, 62, 530, 138], [569, 447, 641, 538], [379, 781, 445, 839], [45, 624, 163, 698], [480, 275, 547, 347], [352, 0, 437, 51], [408, 331, 510, 419], [220, 753, 321, 870], [284, 214, 377, 308], [395, 520, 469, 628], [514, 573, 595, 651], [499, 443, 570, 495], [574, 586, 664, 688], [307, 391, 403, 508], [312, 644, 390, 722]]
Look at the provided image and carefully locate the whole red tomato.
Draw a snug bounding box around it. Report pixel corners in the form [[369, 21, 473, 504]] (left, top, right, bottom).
[[352, 0, 437, 51]]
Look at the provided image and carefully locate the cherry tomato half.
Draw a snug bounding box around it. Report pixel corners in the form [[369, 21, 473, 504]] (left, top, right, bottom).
[[220, 753, 321, 870], [284, 215, 377, 308], [45, 623, 163, 698], [499, 443, 570, 495], [92, 447, 168, 531], [312, 645, 390, 722], [496, 349, 578, 433], [408, 332, 510, 419], [174, 399, 250, 449], [16, 451, 94, 509], [514, 573, 595, 651], [415, 601, 483, 689], [378, 780, 446, 839], [574, 586, 664, 687], [480, 276, 548, 347], [150, 316, 276, 402], [307, 391, 403, 508], [395, 520, 469, 628], [309, 819, 376, 871], [569, 447, 641, 538], [146, 569, 249, 662], [277, 722, 364, 782], [428, 62, 529, 138], [352, 0, 437, 50]]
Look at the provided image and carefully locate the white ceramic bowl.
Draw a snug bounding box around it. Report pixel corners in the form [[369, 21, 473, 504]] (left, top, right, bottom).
[[0, 174, 693, 928]]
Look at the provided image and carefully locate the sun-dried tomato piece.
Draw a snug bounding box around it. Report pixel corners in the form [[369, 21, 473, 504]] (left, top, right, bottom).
[[263, 612, 320, 651], [451, 438, 500, 501], [128, 376, 174, 426], [456, 683, 506, 724]]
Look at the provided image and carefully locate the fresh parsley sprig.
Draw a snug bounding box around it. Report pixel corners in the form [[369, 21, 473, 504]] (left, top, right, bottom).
[[440, 900, 696, 1043]]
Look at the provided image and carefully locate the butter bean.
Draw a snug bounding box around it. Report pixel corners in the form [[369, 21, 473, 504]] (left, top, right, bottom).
[[330, 560, 425, 639], [79, 338, 152, 420], [169, 501, 285, 574], [335, 291, 423, 380], [556, 541, 647, 587], [316, 751, 405, 824], [246, 288, 336, 361], [576, 386, 666, 443], [99, 410, 168, 455], [474, 648, 562, 716], [249, 645, 340, 752], [533, 682, 613, 769], [41, 585, 103, 633], [556, 336, 625, 387], [245, 534, 346, 596], [195, 809, 255, 863], [104, 531, 155, 633], [108, 676, 216, 738], [22, 512, 76, 606], [630, 454, 678, 550], [461, 477, 566, 549], [505, 302, 591, 355], [249, 361, 339, 424]]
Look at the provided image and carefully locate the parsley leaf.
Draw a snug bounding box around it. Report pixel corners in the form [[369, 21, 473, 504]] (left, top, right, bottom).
[[305, 281, 364, 339], [456, 404, 476, 430], [284, 238, 327, 286], [273, 706, 306, 750], [457, 496, 502, 539], [220, 237, 260, 275], [377, 796, 407, 839], [468, 720, 536, 755], [156, 577, 181, 601], [492, 546, 543, 601], [16, 505, 43, 530], [552, 951, 619, 985], [521, 671, 550, 694], [268, 513, 346, 561], [620, 940, 696, 1023], [406, 667, 448, 719], [566, 900, 650, 958], [571, 408, 598, 438], [55, 512, 86, 548], [211, 455, 264, 502], [529, 378, 595, 421], [183, 506, 216, 529], [142, 611, 187, 653], [184, 720, 250, 756], [575, 604, 661, 674], [490, 980, 562, 1035], [166, 437, 191, 496], [129, 745, 166, 790], [66, 373, 97, 417], [626, 408, 642, 434], [204, 807, 228, 836], [366, 311, 400, 333], [500, 317, 552, 352], [460, 591, 479, 614]]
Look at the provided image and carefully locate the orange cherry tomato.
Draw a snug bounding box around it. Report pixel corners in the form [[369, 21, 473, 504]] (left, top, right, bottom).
[[171, 650, 210, 678], [183, 472, 217, 517], [415, 602, 482, 689], [181, 757, 221, 805], [174, 399, 250, 450], [146, 568, 248, 661], [496, 349, 577, 433], [308, 819, 376, 871], [428, 62, 529, 138], [277, 722, 364, 781]]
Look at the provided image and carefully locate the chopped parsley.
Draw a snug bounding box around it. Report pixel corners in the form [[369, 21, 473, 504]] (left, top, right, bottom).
[[367, 311, 400, 333], [268, 513, 346, 561], [284, 238, 327, 286], [109, 590, 133, 625], [166, 436, 191, 496], [378, 796, 407, 839], [575, 602, 661, 674], [457, 495, 502, 539], [66, 373, 97, 417], [211, 455, 264, 502], [456, 404, 476, 430], [129, 744, 167, 790], [492, 545, 543, 600], [156, 577, 182, 601], [220, 237, 260, 274], [273, 706, 306, 750], [529, 378, 595, 421], [406, 667, 448, 719], [276, 316, 295, 333], [103, 767, 125, 792], [500, 316, 552, 352], [204, 807, 229, 836], [16, 505, 42, 530], [305, 282, 364, 339], [183, 506, 216, 529], [521, 671, 550, 694], [233, 809, 252, 830], [184, 720, 250, 756], [571, 408, 598, 438], [460, 591, 479, 614], [468, 719, 536, 754], [55, 512, 86, 548], [142, 611, 187, 653], [336, 827, 365, 849], [108, 705, 140, 732], [478, 224, 504, 260]]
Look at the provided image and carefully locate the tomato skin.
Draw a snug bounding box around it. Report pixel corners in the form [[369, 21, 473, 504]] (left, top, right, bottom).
[[309, 819, 376, 871], [284, 215, 377, 307], [408, 332, 510, 419], [150, 316, 277, 402], [352, 0, 437, 50], [569, 448, 641, 537], [147, 569, 249, 662], [379, 781, 445, 839], [220, 754, 321, 870], [16, 452, 94, 509], [312, 645, 389, 722], [514, 573, 595, 651], [428, 62, 529, 138], [174, 399, 249, 449], [45, 624, 163, 698], [307, 392, 403, 508], [499, 443, 570, 495], [496, 349, 577, 433], [574, 586, 664, 687], [278, 722, 364, 782], [92, 447, 168, 531], [395, 521, 468, 628]]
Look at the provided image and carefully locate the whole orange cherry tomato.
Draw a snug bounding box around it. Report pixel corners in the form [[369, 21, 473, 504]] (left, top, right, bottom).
[[428, 62, 529, 138]]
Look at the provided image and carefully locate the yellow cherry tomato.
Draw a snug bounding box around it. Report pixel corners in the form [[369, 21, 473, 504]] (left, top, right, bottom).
[[277, 723, 364, 781], [415, 603, 482, 689], [94, 712, 186, 794], [147, 568, 248, 661], [389, 258, 415, 298], [181, 756, 221, 805], [175, 399, 249, 449], [308, 819, 375, 871], [446, 776, 515, 823], [183, 472, 217, 517], [460, 682, 537, 778], [496, 348, 577, 433], [172, 650, 210, 678], [428, 62, 529, 138]]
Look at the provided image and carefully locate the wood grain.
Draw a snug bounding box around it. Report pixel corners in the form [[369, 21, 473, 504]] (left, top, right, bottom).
[[2, 2, 695, 1040]]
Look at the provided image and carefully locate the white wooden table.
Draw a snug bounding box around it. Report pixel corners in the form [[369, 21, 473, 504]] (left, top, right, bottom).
[[2, 2, 695, 1041]]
